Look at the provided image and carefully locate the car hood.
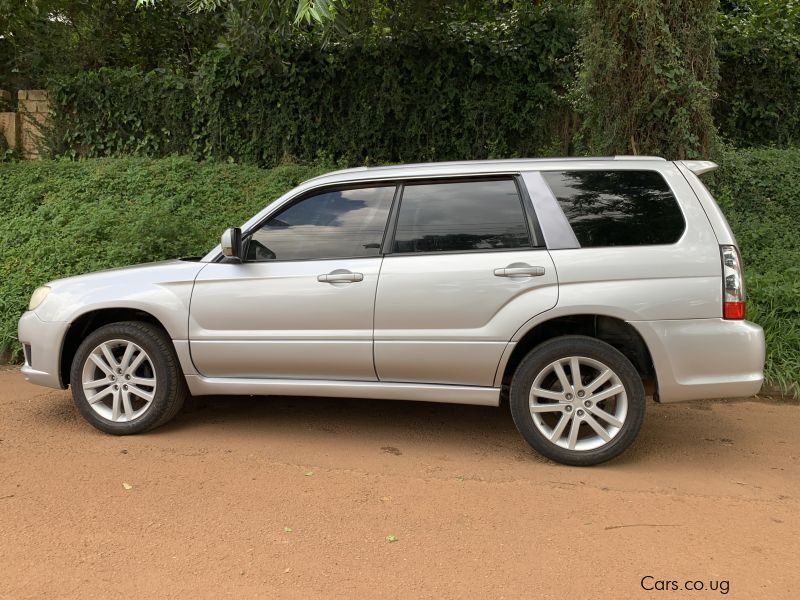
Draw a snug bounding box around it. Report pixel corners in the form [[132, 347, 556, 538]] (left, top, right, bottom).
[[35, 259, 208, 325], [46, 259, 204, 289]]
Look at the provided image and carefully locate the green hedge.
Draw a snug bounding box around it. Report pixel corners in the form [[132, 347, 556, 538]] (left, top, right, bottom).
[[47, 69, 196, 159], [708, 147, 800, 397], [716, 1, 800, 147], [574, 0, 718, 159], [191, 20, 578, 165], [47, 8, 579, 165], [0, 157, 325, 358], [42, 3, 800, 163], [1, 152, 798, 396]]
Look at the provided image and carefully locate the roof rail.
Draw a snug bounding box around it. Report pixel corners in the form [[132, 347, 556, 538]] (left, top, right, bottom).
[[305, 156, 671, 182], [613, 155, 666, 161]]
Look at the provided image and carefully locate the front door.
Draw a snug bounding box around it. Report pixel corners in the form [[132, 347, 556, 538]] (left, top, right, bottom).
[[189, 184, 396, 380]]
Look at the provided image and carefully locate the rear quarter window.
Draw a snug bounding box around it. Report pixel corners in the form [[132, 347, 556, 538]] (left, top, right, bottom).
[[541, 170, 685, 247]]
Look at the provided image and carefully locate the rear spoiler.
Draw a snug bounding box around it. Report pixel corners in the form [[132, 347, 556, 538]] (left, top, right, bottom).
[[679, 160, 718, 176]]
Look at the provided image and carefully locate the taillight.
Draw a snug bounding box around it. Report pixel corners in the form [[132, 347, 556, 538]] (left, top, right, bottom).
[[721, 245, 746, 320]]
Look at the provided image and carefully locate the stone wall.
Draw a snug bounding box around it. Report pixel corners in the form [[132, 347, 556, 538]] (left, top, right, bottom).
[[0, 90, 16, 152], [0, 89, 50, 159]]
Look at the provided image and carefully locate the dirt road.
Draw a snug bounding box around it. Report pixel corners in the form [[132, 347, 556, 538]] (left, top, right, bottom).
[[1, 367, 798, 599]]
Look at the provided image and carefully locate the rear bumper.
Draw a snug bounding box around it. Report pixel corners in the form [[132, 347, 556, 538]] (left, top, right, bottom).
[[17, 311, 69, 390], [631, 318, 765, 402]]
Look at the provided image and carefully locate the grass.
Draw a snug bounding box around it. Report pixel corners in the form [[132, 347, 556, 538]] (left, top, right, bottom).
[[709, 147, 800, 398]]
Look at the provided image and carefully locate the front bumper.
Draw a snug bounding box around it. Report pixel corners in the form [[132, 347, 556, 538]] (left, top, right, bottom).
[[17, 311, 70, 389], [631, 318, 765, 402]]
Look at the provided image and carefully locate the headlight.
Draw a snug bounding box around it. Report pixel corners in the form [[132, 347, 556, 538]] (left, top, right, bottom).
[[28, 286, 51, 311]]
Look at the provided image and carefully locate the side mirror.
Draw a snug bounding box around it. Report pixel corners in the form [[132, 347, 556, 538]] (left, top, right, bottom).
[[220, 227, 243, 262]]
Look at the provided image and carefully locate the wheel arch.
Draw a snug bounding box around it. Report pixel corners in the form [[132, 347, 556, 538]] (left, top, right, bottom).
[[60, 308, 172, 387], [497, 313, 656, 394]]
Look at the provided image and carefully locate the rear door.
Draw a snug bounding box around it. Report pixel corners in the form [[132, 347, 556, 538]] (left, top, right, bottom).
[[373, 177, 558, 387]]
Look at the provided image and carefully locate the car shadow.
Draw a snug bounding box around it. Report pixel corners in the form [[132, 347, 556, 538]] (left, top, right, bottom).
[[171, 394, 521, 447], [157, 394, 742, 467], [31, 389, 773, 469]]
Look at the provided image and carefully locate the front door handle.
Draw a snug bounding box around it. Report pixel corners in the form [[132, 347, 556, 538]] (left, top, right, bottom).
[[317, 270, 364, 283], [494, 265, 546, 277]]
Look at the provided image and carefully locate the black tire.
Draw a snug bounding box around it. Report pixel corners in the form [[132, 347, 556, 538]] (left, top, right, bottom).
[[509, 335, 645, 466], [70, 321, 188, 435]]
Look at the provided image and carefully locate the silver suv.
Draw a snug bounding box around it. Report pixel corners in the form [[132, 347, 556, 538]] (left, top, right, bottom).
[[18, 157, 765, 465]]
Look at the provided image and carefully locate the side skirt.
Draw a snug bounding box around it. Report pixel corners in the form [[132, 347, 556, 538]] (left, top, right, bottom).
[[184, 375, 501, 407]]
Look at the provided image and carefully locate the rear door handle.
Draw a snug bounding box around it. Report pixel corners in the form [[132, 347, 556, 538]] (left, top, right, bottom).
[[317, 271, 364, 283], [493, 266, 546, 277]]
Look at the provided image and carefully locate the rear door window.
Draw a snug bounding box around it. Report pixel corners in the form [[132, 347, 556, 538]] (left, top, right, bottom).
[[541, 170, 685, 247], [392, 179, 531, 253]]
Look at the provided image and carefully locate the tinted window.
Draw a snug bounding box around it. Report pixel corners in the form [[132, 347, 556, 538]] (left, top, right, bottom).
[[393, 179, 530, 253], [246, 186, 394, 261], [542, 170, 685, 247]]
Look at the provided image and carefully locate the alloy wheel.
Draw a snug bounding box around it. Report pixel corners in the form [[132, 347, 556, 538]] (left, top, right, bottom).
[[528, 355, 628, 451], [81, 339, 157, 423]]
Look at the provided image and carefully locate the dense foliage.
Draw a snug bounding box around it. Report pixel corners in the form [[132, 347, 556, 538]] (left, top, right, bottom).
[[1, 151, 798, 396], [574, 0, 718, 159], [193, 12, 579, 165], [0, 0, 554, 94], [6, 1, 800, 159], [0, 157, 324, 359], [46, 8, 579, 165], [708, 147, 800, 397], [716, 0, 800, 147], [0, 0, 223, 93], [25, 1, 800, 162], [47, 69, 196, 159]]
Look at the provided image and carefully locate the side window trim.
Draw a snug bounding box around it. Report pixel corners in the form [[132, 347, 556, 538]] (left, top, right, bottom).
[[520, 171, 580, 250], [241, 182, 398, 263], [513, 174, 546, 249], [380, 183, 404, 255], [384, 175, 536, 256]]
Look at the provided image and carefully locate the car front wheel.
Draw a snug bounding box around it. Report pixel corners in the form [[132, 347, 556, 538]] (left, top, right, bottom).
[[510, 335, 645, 466], [70, 321, 187, 435]]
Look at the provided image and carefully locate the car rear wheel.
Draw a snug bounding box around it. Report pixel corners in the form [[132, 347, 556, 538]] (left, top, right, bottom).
[[509, 335, 645, 466], [70, 321, 187, 435]]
